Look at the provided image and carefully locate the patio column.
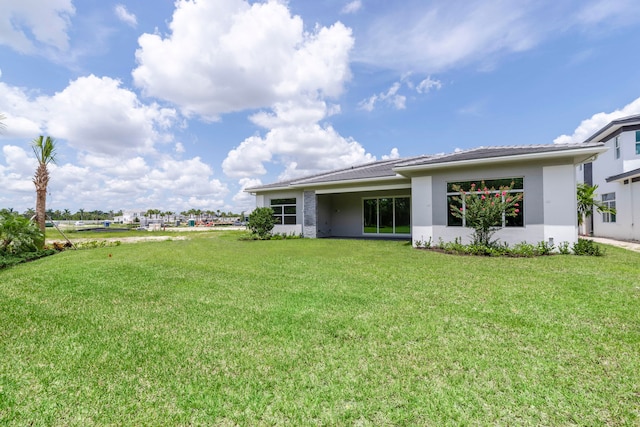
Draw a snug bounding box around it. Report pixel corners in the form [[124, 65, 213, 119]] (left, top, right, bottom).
[[303, 190, 317, 238]]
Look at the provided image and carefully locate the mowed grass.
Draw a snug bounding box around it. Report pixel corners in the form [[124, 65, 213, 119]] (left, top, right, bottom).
[[1, 232, 639, 425]]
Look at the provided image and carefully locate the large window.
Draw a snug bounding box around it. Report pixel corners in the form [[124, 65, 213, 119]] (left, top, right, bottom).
[[363, 196, 410, 234], [447, 178, 524, 227], [602, 193, 616, 223], [270, 198, 296, 224]]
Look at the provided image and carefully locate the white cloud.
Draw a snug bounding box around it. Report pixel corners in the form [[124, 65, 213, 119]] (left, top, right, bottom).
[[223, 101, 374, 180], [416, 76, 442, 94], [232, 177, 263, 212], [0, 0, 75, 53], [132, 0, 354, 119], [355, 0, 640, 73], [382, 148, 400, 160], [554, 97, 640, 144], [359, 75, 441, 111], [44, 75, 177, 157], [115, 4, 137, 28], [341, 0, 362, 14], [0, 76, 231, 213]]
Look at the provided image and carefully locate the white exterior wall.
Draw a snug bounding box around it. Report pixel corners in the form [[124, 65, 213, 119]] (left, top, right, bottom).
[[411, 163, 579, 247], [255, 191, 304, 236], [590, 129, 640, 240], [411, 176, 433, 246], [542, 164, 579, 245]]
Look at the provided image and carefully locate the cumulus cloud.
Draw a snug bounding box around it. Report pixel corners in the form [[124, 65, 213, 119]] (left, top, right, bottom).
[[232, 177, 264, 212], [341, 0, 363, 14], [554, 96, 640, 144], [0, 0, 75, 53], [132, 0, 354, 119], [223, 100, 374, 180], [115, 4, 137, 28], [45, 75, 177, 157], [0, 75, 231, 213], [382, 148, 400, 160]]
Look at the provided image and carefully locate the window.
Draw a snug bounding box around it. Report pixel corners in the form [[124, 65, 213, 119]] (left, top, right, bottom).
[[270, 198, 296, 224], [636, 131, 640, 155], [601, 193, 616, 223], [363, 196, 410, 234], [614, 136, 620, 159], [447, 178, 524, 227]]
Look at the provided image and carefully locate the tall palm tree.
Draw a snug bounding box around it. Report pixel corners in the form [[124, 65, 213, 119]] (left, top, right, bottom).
[[31, 136, 57, 234]]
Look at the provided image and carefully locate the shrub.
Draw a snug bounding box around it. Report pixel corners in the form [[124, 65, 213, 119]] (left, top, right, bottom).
[[558, 241, 571, 255], [572, 238, 604, 256], [247, 207, 276, 240], [0, 210, 44, 255], [449, 181, 522, 246], [535, 241, 555, 256]]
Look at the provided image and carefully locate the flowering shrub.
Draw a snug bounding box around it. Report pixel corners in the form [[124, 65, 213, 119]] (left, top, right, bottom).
[[449, 181, 523, 247]]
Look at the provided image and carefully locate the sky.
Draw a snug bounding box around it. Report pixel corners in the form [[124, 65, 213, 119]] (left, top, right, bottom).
[[1, 0, 640, 215]]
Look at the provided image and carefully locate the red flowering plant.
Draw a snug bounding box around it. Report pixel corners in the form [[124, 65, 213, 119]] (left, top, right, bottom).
[[449, 181, 523, 247]]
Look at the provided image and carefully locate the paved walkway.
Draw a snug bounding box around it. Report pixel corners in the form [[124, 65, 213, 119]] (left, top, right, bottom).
[[583, 236, 640, 253]]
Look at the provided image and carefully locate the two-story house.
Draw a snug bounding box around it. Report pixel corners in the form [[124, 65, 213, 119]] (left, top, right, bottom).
[[581, 114, 640, 241]]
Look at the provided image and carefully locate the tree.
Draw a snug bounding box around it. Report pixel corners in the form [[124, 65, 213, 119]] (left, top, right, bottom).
[[247, 207, 276, 239], [0, 113, 6, 132], [31, 136, 57, 237], [577, 183, 616, 233], [449, 181, 522, 247]]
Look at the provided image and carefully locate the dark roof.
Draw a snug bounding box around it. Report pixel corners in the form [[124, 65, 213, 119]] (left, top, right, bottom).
[[584, 114, 640, 143], [395, 143, 605, 168], [247, 143, 606, 192], [606, 167, 640, 182], [245, 156, 426, 192]]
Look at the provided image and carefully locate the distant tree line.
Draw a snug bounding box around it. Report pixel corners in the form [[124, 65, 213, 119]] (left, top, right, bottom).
[[1, 208, 243, 222]]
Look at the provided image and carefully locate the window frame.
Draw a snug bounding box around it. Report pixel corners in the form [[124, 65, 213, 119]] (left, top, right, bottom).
[[635, 131, 640, 155], [446, 178, 524, 228], [601, 193, 616, 223], [270, 198, 297, 225], [614, 136, 620, 159], [362, 196, 411, 235]]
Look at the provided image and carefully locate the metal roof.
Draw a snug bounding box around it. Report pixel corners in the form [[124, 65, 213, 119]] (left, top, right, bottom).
[[246, 143, 606, 192]]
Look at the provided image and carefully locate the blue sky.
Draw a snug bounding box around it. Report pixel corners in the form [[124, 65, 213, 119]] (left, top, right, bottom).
[[1, 0, 640, 214]]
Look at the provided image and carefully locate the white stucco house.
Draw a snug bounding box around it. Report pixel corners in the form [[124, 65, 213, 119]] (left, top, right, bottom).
[[580, 114, 640, 241], [247, 143, 607, 247]]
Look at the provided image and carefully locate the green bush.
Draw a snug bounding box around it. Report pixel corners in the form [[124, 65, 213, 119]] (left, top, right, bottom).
[[572, 238, 604, 256], [247, 207, 276, 240], [0, 210, 44, 255]]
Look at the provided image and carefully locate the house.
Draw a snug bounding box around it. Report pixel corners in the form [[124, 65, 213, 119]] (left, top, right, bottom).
[[580, 114, 640, 241], [246, 143, 607, 247]]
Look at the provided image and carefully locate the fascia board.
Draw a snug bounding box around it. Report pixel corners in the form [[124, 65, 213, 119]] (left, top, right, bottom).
[[393, 146, 608, 175]]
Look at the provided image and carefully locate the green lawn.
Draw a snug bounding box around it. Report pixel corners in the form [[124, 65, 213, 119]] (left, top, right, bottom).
[[1, 232, 639, 425]]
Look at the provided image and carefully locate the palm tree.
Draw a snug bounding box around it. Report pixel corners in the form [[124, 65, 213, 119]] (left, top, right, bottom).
[[577, 182, 616, 235], [31, 136, 57, 235], [0, 113, 6, 132]]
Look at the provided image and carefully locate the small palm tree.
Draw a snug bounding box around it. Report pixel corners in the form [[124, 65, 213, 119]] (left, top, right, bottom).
[[577, 182, 616, 234], [31, 136, 57, 235]]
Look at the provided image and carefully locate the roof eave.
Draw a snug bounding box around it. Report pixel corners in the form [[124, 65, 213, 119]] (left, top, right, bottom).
[[246, 174, 408, 193], [393, 146, 608, 175]]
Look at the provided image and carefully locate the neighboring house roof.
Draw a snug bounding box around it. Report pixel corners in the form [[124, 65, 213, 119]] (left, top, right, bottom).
[[583, 114, 640, 143], [247, 143, 606, 192], [606, 167, 640, 183]]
